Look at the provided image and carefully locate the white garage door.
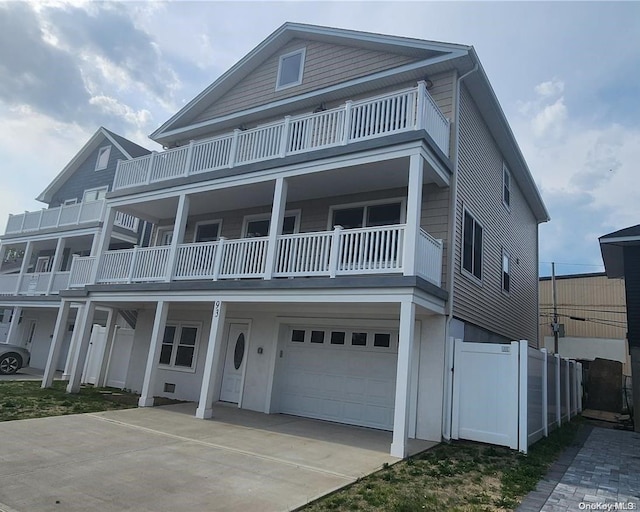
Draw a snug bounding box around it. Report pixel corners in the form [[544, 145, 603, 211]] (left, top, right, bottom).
[[279, 326, 397, 430]]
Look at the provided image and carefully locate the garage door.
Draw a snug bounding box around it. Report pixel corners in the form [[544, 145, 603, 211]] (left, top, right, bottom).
[[279, 326, 397, 430]]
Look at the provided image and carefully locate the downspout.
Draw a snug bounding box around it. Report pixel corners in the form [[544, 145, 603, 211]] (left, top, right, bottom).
[[442, 61, 478, 442]]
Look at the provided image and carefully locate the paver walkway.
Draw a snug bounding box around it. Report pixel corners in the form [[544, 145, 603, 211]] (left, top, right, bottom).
[[518, 426, 640, 511]]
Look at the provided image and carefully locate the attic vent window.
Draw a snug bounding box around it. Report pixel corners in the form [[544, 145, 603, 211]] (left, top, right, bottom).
[[95, 146, 111, 171], [276, 48, 305, 91]]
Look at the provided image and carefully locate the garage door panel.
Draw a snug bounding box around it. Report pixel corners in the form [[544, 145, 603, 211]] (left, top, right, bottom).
[[279, 326, 397, 430]]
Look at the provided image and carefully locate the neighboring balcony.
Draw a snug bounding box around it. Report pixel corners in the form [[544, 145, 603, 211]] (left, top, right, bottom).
[[69, 225, 443, 289], [4, 200, 139, 237], [113, 83, 450, 191], [0, 271, 70, 296]]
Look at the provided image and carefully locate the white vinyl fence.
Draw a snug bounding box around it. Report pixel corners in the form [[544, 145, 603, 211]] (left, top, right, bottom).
[[445, 339, 582, 454]]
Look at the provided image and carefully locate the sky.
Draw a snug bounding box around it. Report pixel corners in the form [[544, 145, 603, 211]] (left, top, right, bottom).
[[0, 0, 638, 277]]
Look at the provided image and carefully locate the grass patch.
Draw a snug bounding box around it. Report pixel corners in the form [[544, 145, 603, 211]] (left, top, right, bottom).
[[302, 419, 582, 511], [0, 380, 139, 421]]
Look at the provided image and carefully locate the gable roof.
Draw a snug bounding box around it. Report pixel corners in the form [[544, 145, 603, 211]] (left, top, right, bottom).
[[36, 127, 152, 204], [150, 22, 469, 145], [600, 224, 640, 278], [149, 22, 548, 224]]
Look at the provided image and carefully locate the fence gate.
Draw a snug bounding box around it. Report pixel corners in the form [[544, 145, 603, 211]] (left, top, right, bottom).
[[450, 340, 520, 449]]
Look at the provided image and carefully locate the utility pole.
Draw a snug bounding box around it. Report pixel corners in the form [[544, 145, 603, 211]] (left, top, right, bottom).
[[551, 262, 559, 354]]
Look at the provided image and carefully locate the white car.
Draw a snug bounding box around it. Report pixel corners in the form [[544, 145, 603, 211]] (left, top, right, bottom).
[[0, 344, 31, 375]]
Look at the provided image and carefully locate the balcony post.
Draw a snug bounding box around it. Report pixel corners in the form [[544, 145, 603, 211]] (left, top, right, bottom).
[[416, 81, 427, 130], [15, 240, 33, 295], [403, 154, 423, 276], [279, 116, 291, 157], [37, 209, 44, 230], [139, 300, 169, 407], [127, 246, 139, 284], [212, 237, 226, 281], [42, 300, 72, 388], [46, 236, 66, 295], [166, 194, 190, 282], [76, 200, 85, 225], [328, 225, 344, 278], [264, 177, 288, 280], [228, 129, 240, 168], [184, 140, 195, 176], [145, 152, 157, 185], [20, 212, 26, 232], [56, 204, 64, 226], [6, 306, 22, 345], [342, 100, 353, 145], [90, 206, 117, 284]]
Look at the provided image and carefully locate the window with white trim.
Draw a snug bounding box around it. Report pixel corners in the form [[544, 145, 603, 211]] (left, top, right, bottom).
[[63, 198, 78, 206], [159, 323, 200, 370], [462, 209, 483, 281], [95, 146, 111, 171], [83, 187, 108, 202], [243, 212, 299, 238], [193, 220, 221, 243], [503, 163, 511, 210], [276, 48, 305, 90], [330, 201, 403, 229], [502, 249, 511, 293]]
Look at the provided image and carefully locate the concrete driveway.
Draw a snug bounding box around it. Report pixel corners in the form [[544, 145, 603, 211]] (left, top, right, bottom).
[[0, 403, 435, 512]]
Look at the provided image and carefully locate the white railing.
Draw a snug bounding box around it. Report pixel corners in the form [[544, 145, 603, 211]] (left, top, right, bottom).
[[4, 200, 116, 236], [68, 224, 444, 287], [0, 274, 19, 295], [113, 211, 139, 232], [50, 272, 71, 293], [337, 225, 405, 274], [130, 247, 170, 282], [113, 84, 450, 190], [19, 273, 50, 295], [416, 229, 443, 286], [174, 241, 219, 280], [274, 232, 333, 276], [69, 256, 96, 288], [218, 238, 268, 278]]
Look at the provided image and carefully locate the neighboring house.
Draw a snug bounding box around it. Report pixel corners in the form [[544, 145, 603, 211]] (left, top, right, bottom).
[[539, 273, 629, 374], [0, 127, 150, 372], [39, 23, 548, 457], [600, 225, 640, 432]]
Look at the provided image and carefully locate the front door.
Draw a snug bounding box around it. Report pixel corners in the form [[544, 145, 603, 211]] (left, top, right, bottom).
[[219, 323, 249, 404]]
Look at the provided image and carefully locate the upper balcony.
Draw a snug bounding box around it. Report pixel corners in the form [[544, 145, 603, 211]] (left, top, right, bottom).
[[113, 83, 450, 191], [4, 200, 139, 238]]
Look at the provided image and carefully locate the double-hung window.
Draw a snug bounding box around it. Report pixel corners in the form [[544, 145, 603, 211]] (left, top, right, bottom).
[[243, 212, 299, 238], [159, 323, 199, 370], [462, 209, 483, 281], [193, 220, 222, 243], [83, 187, 108, 202]]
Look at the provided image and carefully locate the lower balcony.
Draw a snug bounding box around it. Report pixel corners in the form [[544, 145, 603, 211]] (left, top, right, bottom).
[[69, 225, 443, 288], [0, 271, 70, 296]]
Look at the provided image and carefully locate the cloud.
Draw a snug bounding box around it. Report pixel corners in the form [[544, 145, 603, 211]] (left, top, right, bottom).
[[531, 98, 568, 140], [534, 79, 564, 98], [89, 95, 152, 128]]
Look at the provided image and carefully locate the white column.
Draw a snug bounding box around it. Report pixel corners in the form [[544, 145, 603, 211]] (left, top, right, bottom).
[[264, 178, 288, 279], [90, 206, 117, 283], [541, 348, 549, 437], [15, 241, 33, 294], [42, 300, 71, 388], [196, 301, 227, 419], [96, 308, 118, 387], [403, 154, 423, 276], [67, 301, 96, 393], [46, 237, 66, 294], [138, 301, 169, 407], [6, 306, 23, 345], [391, 299, 416, 458], [166, 194, 190, 281], [63, 305, 83, 381]]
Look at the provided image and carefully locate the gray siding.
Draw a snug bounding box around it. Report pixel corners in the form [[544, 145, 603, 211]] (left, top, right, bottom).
[[453, 85, 538, 343], [193, 38, 420, 124], [50, 144, 128, 207]]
